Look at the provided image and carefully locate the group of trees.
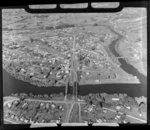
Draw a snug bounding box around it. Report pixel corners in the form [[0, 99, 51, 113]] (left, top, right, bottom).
[[6, 49, 69, 87], [55, 23, 75, 30], [81, 93, 144, 124], [5, 42, 20, 50], [5, 97, 66, 123], [80, 93, 147, 113], [11, 92, 65, 101]]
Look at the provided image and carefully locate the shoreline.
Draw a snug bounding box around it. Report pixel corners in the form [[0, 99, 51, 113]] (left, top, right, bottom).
[[3, 69, 146, 97]]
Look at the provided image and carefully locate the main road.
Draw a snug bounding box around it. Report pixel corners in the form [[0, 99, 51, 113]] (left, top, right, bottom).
[[64, 35, 80, 122], [70, 35, 78, 101]]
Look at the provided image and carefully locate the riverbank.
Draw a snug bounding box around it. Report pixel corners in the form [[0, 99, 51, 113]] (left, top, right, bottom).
[[3, 70, 146, 97], [3, 69, 65, 96], [3, 66, 67, 88], [108, 32, 147, 85]]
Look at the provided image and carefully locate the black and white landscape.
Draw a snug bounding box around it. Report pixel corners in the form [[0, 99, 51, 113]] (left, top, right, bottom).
[[2, 7, 147, 125]]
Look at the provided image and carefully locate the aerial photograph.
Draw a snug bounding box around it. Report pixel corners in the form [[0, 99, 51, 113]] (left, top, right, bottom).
[[2, 5, 147, 126]]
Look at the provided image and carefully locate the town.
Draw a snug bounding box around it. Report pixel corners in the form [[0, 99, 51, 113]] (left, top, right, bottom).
[[4, 93, 146, 124], [2, 8, 147, 125], [3, 25, 140, 87]]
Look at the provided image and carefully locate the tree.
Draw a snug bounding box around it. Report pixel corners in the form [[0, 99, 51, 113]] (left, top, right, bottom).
[[91, 97, 97, 106], [43, 94, 49, 99], [46, 26, 54, 30], [11, 93, 18, 97], [14, 93, 19, 97], [99, 101, 103, 108], [20, 93, 28, 98], [59, 92, 64, 97], [139, 102, 146, 113], [20, 96, 25, 101], [29, 93, 34, 98]]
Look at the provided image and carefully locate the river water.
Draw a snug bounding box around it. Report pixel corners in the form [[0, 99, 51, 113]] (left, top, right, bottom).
[[3, 35, 147, 98], [3, 70, 66, 96], [3, 70, 146, 97], [109, 38, 147, 85]]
